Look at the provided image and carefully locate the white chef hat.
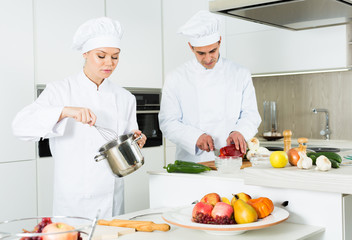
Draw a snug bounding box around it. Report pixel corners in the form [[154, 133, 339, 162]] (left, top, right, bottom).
[[72, 17, 123, 53], [178, 10, 220, 47]]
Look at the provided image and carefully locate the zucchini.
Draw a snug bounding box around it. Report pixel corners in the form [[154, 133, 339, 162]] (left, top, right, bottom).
[[163, 163, 211, 173]]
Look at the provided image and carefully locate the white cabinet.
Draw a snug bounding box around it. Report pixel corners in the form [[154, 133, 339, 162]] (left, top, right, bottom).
[[225, 17, 350, 75], [343, 194, 352, 240], [34, 0, 105, 84], [37, 157, 55, 216], [0, 0, 35, 162], [162, 0, 227, 77], [164, 139, 176, 166], [0, 161, 37, 229], [123, 146, 164, 213], [106, 0, 163, 89]]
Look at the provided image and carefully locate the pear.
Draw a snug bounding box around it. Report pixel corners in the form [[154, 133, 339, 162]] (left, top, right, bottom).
[[230, 192, 252, 206], [233, 199, 258, 224]]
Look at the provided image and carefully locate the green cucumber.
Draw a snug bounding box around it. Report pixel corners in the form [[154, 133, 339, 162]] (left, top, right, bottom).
[[307, 152, 318, 165], [174, 160, 212, 171], [328, 159, 340, 168], [164, 163, 211, 173], [307, 152, 342, 164]]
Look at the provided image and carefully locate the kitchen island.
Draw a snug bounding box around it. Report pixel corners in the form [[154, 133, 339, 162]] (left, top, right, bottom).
[[148, 161, 352, 240]]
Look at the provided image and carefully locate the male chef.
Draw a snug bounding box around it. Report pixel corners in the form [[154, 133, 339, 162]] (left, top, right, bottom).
[[159, 10, 261, 163]]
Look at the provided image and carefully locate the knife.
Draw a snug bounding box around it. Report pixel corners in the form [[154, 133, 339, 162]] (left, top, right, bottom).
[[213, 148, 220, 157]]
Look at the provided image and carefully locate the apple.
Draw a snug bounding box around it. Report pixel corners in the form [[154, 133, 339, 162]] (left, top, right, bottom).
[[42, 222, 78, 240], [200, 193, 221, 206], [211, 202, 233, 219], [192, 202, 213, 218]]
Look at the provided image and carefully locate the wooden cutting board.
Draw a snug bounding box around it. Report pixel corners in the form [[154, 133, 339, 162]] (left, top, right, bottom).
[[199, 159, 252, 170], [82, 225, 135, 240]]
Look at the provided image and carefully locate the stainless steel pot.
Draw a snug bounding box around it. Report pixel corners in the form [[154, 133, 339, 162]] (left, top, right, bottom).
[[94, 133, 144, 177]]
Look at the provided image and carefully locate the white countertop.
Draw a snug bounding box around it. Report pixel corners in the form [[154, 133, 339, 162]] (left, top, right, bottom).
[[149, 157, 352, 195], [243, 165, 352, 194], [259, 138, 352, 150], [112, 208, 324, 240]]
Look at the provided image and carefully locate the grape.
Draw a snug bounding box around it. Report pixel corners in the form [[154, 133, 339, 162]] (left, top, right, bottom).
[[20, 218, 53, 240], [192, 212, 236, 225]]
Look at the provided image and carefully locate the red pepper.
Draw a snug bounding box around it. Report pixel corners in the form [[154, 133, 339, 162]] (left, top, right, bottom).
[[219, 144, 244, 157]]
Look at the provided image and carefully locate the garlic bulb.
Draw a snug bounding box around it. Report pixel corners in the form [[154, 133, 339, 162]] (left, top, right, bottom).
[[315, 155, 332, 171], [247, 137, 260, 151], [257, 147, 270, 155], [246, 149, 257, 160], [297, 151, 313, 169]]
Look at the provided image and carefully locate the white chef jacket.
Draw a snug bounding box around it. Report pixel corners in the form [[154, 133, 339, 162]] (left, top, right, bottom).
[[12, 70, 138, 220], [159, 57, 261, 163]]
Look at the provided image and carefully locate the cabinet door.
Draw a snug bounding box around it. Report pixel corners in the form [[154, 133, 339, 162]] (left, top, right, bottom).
[[34, 0, 105, 84], [0, 161, 37, 230], [343, 194, 352, 240], [123, 146, 164, 213], [226, 25, 348, 74], [0, 0, 35, 162], [106, 0, 163, 89], [162, 0, 227, 76], [37, 157, 55, 216]]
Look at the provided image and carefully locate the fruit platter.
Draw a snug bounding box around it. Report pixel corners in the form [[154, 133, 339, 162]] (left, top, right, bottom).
[[0, 216, 97, 240], [162, 192, 289, 235]]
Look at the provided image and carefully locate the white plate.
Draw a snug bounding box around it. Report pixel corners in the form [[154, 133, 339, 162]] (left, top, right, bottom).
[[162, 206, 289, 235]]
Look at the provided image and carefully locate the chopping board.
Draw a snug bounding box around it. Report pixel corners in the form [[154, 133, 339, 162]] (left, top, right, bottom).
[[82, 225, 135, 240], [199, 159, 252, 170]]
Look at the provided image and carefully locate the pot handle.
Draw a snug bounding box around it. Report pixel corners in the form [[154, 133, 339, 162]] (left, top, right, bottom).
[[133, 134, 143, 143], [95, 153, 106, 162]]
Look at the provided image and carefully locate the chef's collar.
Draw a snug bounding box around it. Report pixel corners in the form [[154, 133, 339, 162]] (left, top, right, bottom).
[[79, 70, 108, 91]]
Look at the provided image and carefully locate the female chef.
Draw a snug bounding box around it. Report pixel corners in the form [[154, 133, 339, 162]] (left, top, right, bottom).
[[12, 17, 146, 219]]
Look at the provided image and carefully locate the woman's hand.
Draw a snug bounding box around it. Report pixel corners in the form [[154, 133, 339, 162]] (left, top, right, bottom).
[[133, 130, 147, 148], [59, 107, 97, 126]]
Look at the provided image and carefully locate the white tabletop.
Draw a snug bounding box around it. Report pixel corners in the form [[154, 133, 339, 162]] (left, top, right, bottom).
[[106, 208, 324, 240]]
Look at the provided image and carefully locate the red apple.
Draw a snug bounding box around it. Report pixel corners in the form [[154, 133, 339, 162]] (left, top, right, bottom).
[[42, 222, 78, 240], [211, 202, 235, 224], [211, 202, 234, 219], [192, 202, 214, 223], [200, 193, 221, 206]]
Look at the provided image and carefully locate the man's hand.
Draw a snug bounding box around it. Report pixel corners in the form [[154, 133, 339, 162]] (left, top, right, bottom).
[[196, 133, 215, 152], [59, 106, 97, 126], [226, 131, 247, 154]]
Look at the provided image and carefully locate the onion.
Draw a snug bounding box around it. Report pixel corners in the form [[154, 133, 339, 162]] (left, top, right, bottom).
[[287, 148, 300, 166]]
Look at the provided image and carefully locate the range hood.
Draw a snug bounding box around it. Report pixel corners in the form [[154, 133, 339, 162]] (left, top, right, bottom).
[[209, 0, 352, 30]]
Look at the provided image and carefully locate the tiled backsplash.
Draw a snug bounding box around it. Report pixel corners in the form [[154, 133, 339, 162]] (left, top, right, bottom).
[[252, 70, 352, 140]]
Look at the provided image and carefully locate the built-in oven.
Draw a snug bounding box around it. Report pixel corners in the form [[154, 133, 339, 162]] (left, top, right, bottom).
[[127, 88, 162, 148], [36, 85, 162, 157]]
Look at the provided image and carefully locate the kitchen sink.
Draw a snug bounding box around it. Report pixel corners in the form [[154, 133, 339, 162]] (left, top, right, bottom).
[[263, 146, 340, 152], [308, 147, 340, 153]]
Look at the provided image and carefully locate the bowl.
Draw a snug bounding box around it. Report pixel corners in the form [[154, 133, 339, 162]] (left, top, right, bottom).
[[250, 153, 271, 166], [215, 156, 242, 173], [0, 216, 96, 240]]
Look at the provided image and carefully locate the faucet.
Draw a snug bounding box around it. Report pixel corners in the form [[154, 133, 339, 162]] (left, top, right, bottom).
[[312, 108, 330, 140]]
